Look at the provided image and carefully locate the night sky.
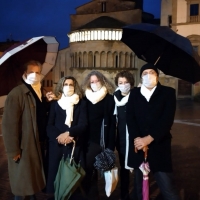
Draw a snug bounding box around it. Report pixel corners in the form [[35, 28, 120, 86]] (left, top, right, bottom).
[[0, 0, 161, 49]]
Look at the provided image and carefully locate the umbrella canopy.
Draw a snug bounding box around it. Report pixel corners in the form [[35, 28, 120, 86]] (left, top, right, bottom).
[[139, 161, 150, 200], [121, 23, 200, 84], [94, 148, 116, 173], [54, 141, 85, 200], [0, 36, 59, 107]]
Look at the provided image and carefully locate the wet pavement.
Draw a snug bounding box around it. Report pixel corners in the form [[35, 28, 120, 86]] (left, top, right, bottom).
[[1, 99, 200, 200]]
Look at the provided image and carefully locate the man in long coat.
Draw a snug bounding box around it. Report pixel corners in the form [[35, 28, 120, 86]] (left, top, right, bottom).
[[2, 60, 47, 200], [127, 63, 180, 200]]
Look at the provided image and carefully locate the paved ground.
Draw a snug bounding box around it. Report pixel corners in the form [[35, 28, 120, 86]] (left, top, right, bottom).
[[1, 99, 200, 200]]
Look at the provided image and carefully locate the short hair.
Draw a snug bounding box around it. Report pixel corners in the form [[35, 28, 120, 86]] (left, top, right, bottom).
[[81, 70, 114, 94], [23, 60, 42, 72], [114, 70, 135, 88], [54, 76, 83, 99]]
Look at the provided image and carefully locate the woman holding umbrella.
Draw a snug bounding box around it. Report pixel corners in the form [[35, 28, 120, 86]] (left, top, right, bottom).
[[113, 70, 135, 200], [45, 76, 87, 197], [81, 70, 116, 200]]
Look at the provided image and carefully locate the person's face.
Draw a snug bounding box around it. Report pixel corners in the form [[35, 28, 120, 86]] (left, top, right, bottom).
[[142, 69, 157, 79], [63, 79, 74, 87], [25, 65, 41, 77], [90, 75, 99, 84], [118, 77, 129, 85]]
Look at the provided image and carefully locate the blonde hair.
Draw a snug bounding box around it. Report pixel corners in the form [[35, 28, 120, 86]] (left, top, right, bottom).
[[54, 76, 83, 99], [81, 71, 114, 94]]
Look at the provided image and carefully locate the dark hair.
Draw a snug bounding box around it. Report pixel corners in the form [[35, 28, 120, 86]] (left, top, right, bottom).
[[54, 76, 83, 99], [114, 70, 135, 88], [82, 70, 114, 94], [23, 60, 42, 72]]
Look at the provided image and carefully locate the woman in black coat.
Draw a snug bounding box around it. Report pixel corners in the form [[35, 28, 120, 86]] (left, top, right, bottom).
[[81, 70, 116, 200], [113, 71, 135, 200], [126, 64, 180, 200], [45, 76, 87, 195]]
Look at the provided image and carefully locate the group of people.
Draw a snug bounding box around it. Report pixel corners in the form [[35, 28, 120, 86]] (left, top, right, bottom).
[[2, 60, 180, 200]]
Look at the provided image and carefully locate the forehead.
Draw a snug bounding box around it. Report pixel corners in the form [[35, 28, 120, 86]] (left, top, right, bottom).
[[90, 75, 98, 80], [27, 65, 41, 72], [142, 69, 156, 74], [64, 79, 74, 84], [118, 77, 128, 82]]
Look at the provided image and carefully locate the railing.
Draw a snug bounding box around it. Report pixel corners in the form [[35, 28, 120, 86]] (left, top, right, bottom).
[[190, 15, 200, 22]]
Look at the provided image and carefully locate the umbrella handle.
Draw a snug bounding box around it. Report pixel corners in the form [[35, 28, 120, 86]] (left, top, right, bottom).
[[70, 140, 76, 164], [143, 146, 148, 161]]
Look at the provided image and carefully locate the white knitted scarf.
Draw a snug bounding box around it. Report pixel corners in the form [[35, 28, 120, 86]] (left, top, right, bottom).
[[85, 86, 107, 104], [114, 88, 130, 115], [58, 93, 79, 127]]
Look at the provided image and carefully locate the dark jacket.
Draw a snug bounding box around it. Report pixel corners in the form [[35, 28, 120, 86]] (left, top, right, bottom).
[[126, 83, 176, 173], [45, 99, 87, 193], [84, 93, 116, 151]]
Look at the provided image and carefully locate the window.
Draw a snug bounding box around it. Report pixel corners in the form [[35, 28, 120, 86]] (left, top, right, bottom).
[[47, 80, 49, 87], [61, 71, 64, 77], [101, 2, 106, 13], [168, 15, 172, 27], [115, 56, 118, 68], [190, 4, 199, 16]]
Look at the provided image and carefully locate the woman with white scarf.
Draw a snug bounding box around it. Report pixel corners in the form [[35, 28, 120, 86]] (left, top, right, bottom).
[[81, 71, 116, 200], [113, 71, 135, 200], [45, 76, 87, 196]]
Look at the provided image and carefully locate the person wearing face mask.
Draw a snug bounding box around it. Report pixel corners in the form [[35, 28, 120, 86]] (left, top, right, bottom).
[[126, 63, 180, 200], [81, 71, 116, 200], [2, 60, 48, 200], [44, 76, 87, 198], [113, 71, 135, 200]]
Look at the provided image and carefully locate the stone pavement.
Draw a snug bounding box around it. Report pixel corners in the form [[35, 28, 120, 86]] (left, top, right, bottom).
[[1, 99, 200, 200]]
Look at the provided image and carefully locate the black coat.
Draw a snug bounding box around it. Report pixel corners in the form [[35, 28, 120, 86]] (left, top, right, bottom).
[[126, 83, 176, 173], [84, 93, 116, 151], [45, 99, 87, 193]]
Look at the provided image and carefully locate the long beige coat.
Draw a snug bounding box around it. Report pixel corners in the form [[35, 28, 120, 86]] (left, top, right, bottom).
[[2, 84, 45, 196]]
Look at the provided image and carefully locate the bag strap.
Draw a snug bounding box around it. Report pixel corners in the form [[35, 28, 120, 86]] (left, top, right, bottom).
[[100, 119, 105, 150], [70, 140, 76, 164]]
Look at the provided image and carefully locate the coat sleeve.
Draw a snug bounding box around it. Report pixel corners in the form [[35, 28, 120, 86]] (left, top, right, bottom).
[[149, 88, 176, 143], [46, 101, 61, 140], [126, 89, 140, 141], [106, 95, 116, 151], [69, 99, 88, 137], [2, 89, 23, 158]]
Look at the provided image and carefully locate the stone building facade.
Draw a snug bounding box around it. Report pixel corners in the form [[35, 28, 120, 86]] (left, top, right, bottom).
[[52, 0, 146, 89], [160, 0, 200, 98]]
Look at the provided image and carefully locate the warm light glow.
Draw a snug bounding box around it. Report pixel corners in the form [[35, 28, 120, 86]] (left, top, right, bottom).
[[68, 29, 122, 43]]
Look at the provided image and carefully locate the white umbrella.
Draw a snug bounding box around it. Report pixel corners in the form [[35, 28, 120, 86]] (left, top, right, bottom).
[[0, 36, 59, 107]]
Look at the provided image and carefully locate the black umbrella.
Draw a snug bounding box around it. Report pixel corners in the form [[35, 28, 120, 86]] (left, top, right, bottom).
[[94, 148, 116, 174], [121, 23, 200, 84], [0, 36, 59, 107]]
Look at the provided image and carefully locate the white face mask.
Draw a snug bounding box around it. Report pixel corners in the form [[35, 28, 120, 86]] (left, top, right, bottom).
[[63, 86, 74, 97], [142, 74, 157, 88], [26, 73, 41, 85], [118, 83, 131, 94], [90, 82, 102, 92]]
